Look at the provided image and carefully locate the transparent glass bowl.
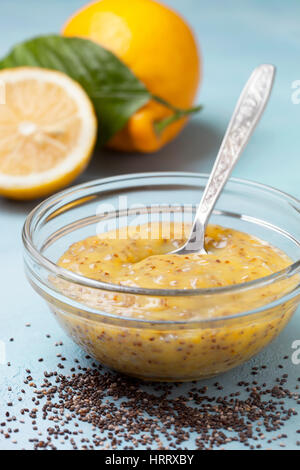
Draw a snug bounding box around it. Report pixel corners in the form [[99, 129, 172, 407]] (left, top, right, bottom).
[[22, 173, 300, 381]]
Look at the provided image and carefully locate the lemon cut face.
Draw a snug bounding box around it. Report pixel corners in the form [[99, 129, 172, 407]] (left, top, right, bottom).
[[0, 67, 97, 199]]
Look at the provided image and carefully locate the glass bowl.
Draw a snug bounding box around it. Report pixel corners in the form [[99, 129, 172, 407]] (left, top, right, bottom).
[[22, 172, 300, 381]]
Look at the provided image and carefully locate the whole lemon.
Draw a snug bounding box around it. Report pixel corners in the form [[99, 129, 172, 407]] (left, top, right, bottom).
[[63, 0, 201, 153]]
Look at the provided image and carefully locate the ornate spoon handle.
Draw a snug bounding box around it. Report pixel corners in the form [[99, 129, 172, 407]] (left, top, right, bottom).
[[175, 64, 276, 254]]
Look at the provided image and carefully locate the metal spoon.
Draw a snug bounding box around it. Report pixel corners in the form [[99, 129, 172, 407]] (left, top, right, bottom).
[[170, 64, 276, 255]]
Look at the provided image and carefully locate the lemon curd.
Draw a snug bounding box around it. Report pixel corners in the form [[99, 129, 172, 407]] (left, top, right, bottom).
[[54, 223, 297, 381]]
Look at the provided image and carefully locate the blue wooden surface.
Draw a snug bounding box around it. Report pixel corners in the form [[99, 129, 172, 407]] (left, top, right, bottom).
[[0, 0, 299, 450]]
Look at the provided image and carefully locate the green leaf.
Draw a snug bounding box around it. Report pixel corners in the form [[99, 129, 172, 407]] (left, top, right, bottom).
[[151, 94, 203, 135], [153, 104, 203, 135], [0, 35, 151, 145]]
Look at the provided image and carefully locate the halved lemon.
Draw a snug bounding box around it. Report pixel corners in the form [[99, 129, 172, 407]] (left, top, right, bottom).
[[0, 67, 97, 200]]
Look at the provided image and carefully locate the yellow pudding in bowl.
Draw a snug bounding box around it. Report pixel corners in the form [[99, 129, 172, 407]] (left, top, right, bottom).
[[22, 173, 300, 381], [52, 223, 298, 381], [57, 223, 292, 308]]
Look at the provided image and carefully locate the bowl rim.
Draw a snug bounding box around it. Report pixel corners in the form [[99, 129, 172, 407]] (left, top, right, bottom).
[[22, 171, 300, 298]]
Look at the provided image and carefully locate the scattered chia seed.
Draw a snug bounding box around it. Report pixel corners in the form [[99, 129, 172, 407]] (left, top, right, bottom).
[[1, 357, 300, 450], [2, 331, 299, 452]]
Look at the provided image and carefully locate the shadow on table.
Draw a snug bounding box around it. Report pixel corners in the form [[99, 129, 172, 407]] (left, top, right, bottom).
[[82, 120, 222, 181], [0, 196, 44, 216]]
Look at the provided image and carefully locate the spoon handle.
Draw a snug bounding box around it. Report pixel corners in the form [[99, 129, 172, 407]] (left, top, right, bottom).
[[189, 64, 276, 252]]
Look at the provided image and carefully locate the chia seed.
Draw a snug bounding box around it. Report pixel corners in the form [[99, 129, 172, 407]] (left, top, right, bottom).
[[1, 358, 300, 450]]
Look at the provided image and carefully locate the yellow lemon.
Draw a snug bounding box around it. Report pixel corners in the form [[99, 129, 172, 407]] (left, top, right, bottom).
[[63, 0, 201, 153], [0, 67, 97, 200]]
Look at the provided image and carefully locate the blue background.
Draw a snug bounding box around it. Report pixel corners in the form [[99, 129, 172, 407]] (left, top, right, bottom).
[[0, 0, 299, 450]]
